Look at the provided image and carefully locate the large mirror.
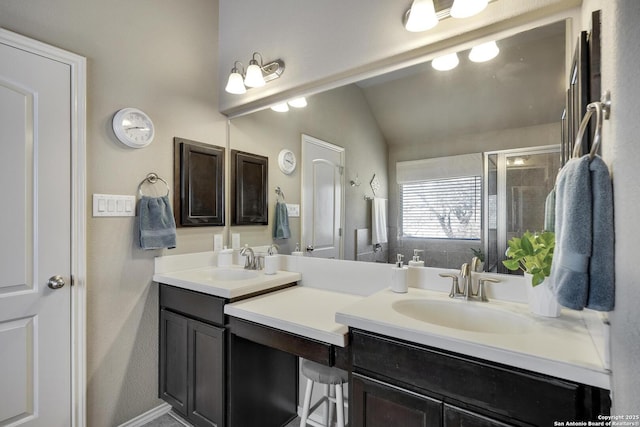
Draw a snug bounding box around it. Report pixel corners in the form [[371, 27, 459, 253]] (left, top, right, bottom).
[[228, 19, 567, 270]]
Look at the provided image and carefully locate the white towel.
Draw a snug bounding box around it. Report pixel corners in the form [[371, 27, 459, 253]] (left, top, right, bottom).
[[372, 197, 388, 245]]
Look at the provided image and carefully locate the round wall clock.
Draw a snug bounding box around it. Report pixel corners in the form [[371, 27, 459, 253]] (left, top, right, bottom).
[[278, 149, 297, 175], [112, 107, 155, 148]]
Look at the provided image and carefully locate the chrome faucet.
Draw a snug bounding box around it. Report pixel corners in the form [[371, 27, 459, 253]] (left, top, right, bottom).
[[240, 245, 257, 270], [439, 256, 500, 302]]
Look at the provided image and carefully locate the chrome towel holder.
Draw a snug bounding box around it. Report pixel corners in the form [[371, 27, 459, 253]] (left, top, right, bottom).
[[138, 172, 170, 197], [572, 91, 611, 160]]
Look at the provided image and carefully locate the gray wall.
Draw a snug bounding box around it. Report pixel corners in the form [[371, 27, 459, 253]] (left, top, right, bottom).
[[0, 1, 225, 425], [230, 84, 388, 260], [602, 0, 640, 414]]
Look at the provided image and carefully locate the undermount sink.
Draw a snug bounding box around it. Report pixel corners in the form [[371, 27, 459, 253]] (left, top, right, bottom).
[[391, 299, 531, 334], [206, 268, 259, 281]]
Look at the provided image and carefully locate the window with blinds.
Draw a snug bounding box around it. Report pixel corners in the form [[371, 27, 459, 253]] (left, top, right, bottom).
[[401, 176, 482, 240]]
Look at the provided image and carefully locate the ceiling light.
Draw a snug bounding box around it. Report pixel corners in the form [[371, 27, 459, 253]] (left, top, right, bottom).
[[244, 52, 266, 88], [224, 62, 246, 95], [404, 0, 438, 32], [288, 97, 307, 108], [450, 0, 489, 19], [271, 103, 289, 113], [469, 41, 499, 62], [431, 52, 459, 71]]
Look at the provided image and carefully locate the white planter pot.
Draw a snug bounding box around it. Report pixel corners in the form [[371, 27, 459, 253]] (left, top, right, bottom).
[[523, 273, 561, 317]]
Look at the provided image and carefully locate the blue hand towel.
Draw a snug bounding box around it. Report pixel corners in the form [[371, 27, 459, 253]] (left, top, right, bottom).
[[549, 155, 614, 311], [588, 156, 615, 310], [139, 195, 177, 250], [273, 201, 291, 240]]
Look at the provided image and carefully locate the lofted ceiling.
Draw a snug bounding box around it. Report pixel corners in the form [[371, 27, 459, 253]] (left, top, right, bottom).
[[355, 20, 566, 146]]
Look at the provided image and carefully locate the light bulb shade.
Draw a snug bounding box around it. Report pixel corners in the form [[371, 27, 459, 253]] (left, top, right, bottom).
[[225, 71, 246, 94], [244, 63, 266, 88], [287, 97, 307, 108], [450, 0, 489, 18], [432, 52, 459, 71], [270, 103, 289, 112], [405, 0, 438, 32], [469, 41, 499, 62]]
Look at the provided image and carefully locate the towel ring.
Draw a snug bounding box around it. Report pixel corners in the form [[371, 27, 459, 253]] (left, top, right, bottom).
[[138, 172, 170, 197], [572, 91, 611, 160]]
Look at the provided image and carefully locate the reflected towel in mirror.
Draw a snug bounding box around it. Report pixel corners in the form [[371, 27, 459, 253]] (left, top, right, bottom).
[[372, 197, 388, 245], [273, 201, 291, 239]]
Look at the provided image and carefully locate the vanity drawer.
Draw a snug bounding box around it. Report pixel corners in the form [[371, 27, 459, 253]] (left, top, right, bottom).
[[160, 283, 225, 326], [352, 329, 604, 426]]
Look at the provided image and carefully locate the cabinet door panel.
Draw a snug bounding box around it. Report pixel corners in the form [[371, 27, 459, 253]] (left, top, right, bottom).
[[188, 320, 225, 427], [159, 309, 188, 415], [444, 404, 520, 427], [352, 373, 441, 427]]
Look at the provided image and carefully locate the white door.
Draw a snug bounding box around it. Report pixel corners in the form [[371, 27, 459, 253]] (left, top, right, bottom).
[[0, 40, 72, 426], [301, 134, 344, 259]]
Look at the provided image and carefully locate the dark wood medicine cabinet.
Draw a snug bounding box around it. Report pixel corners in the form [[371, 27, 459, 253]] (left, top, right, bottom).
[[231, 150, 268, 225], [173, 137, 225, 227]]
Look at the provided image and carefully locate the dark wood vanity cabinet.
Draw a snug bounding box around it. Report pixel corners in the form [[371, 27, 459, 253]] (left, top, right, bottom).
[[351, 329, 610, 427], [158, 283, 299, 427], [159, 285, 226, 427]]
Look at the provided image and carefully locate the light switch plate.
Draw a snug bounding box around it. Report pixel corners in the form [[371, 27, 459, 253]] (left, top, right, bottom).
[[93, 194, 136, 217], [286, 203, 300, 217]]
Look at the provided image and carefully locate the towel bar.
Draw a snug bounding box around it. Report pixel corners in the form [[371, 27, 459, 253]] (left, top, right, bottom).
[[138, 172, 170, 197], [572, 91, 611, 160]]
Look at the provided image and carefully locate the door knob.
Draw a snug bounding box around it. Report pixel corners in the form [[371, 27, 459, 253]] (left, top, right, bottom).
[[306, 245, 314, 252], [47, 275, 65, 289]]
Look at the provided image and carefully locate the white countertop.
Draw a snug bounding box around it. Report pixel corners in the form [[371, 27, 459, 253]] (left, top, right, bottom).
[[225, 286, 363, 347], [336, 287, 611, 389], [153, 266, 301, 299]]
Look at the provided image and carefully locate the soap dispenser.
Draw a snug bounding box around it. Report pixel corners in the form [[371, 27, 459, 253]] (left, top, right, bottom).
[[391, 254, 408, 293], [292, 242, 304, 257], [264, 244, 279, 275], [408, 249, 424, 267]]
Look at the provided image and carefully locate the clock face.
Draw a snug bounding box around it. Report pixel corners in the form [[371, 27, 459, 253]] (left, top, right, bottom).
[[112, 108, 155, 148], [278, 149, 296, 174]]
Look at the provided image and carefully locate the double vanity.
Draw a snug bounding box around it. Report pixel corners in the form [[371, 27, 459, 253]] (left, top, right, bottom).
[[153, 252, 611, 427]]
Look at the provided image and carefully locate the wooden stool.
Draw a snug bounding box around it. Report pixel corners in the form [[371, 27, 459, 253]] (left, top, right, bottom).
[[300, 359, 348, 427]]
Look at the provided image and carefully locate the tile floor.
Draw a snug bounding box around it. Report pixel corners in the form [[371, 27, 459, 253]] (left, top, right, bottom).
[[142, 412, 303, 427]]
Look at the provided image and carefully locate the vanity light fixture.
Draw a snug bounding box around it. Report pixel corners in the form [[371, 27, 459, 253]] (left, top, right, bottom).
[[245, 52, 267, 87], [270, 103, 289, 112], [225, 52, 286, 95], [271, 97, 309, 113], [432, 52, 459, 71], [225, 61, 247, 95], [450, 0, 489, 19], [468, 40, 500, 62], [404, 0, 438, 32], [288, 97, 307, 108]]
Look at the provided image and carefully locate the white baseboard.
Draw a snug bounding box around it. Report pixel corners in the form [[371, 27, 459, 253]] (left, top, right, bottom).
[[117, 402, 172, 427]]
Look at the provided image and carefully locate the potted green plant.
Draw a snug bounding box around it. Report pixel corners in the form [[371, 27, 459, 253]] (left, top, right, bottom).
[[502, 231, 554, 286], [470, 247, 485, 271], [502, 231, 559, 317]]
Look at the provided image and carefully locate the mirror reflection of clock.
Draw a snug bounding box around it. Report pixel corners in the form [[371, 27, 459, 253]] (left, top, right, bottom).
[[278, 149, 297, 174]]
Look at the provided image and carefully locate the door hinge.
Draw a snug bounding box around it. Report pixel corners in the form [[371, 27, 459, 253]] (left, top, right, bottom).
[[70, 275, 75, 287], [339, 228, 342, 237]]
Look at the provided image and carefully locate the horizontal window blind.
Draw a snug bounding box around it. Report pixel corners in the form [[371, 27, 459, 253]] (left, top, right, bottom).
[[401, 176, 481, 240]]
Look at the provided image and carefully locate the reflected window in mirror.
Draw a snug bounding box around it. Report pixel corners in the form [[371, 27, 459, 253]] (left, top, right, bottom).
[[401, 177, 481, 240]]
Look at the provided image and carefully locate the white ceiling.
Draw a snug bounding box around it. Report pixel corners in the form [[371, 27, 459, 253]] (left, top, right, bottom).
[[355, 20, 566, 146]]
